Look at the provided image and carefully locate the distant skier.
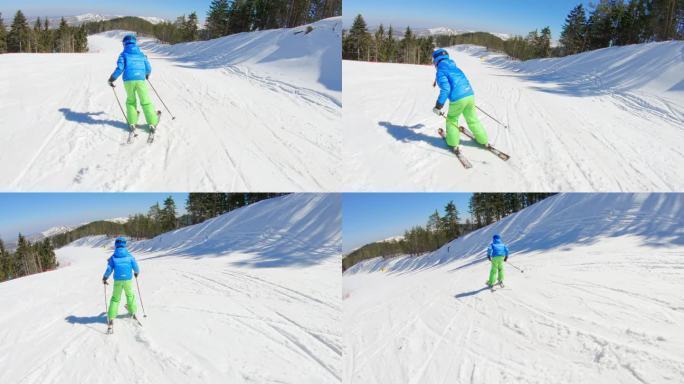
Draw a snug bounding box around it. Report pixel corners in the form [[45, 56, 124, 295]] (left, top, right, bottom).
[[432, 48, 489, 150], [107, 34, 159, 132], [102, 237, 140, 332], [486, 234, 509, 288]]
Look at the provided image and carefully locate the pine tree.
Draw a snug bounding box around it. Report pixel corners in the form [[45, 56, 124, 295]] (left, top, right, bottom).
[[560, 4, 588, 54], [7, 10, 30, 53], [186, 12, 199, 41], [442, 201, 461, 239], [206, 0, 231, 38], [347, 14, 371, 61], [386, 25, 397, 62], [374, 24, 385, 62], [0, 13, 7, 53], [160, 196, 178, 232]]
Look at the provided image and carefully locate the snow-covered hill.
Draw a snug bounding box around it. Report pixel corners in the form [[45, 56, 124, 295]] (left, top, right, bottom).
[[0, 194, 342, 383], [0, 18, 341, 192], [343, 42, 684, 192], [343, 193, 684, 383]]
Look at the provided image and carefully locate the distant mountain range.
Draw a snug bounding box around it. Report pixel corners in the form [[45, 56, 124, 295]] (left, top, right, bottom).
[[2, 217, 131, 250], [369, 25, 511, 40], [24, 13, 168, 29]]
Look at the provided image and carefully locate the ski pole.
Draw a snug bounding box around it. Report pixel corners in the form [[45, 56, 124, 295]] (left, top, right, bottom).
[[111, 86, 127, 122], [135, 275, 148, 317], [507, 261, 524, 273], [147, 79, 176, 120], [103, 281, 109, 315], [476, 106, 508, 129]]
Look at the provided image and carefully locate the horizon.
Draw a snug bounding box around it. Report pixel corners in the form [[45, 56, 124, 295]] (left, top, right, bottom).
[[343, 0, 593, 41], [0, 0, 209, 24], [0, 193, 188, 243], [343, 193, 473, 254]]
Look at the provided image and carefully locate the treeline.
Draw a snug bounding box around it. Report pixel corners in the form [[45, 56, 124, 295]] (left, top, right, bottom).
[[343, 14, 435, 64], [86, 0, 342, 44], [342, 193, 556, 271], [560, 0, 684, 56], [204, 0, 341, 39], [0, 11, 88, 53], [0, 237, 58, 282]]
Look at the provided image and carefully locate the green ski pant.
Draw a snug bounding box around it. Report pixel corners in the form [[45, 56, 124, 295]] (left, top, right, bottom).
[[108, 279, 137, 320], [488, 256, 505, 285], [445, 95, 488, 147], [124, 80, 159, 126]]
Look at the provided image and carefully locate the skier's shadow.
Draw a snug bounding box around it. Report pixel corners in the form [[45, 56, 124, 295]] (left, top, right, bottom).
[[58, 108, 130, 131], [379, 121, 480, 150], [454, 286, 490, 299], [65, 312, 108, 325]]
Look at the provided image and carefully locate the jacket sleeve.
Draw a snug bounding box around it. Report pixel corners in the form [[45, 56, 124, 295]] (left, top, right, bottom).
[[131, 256, 140, 274], [487, 244, 493, 257], [110, 53, 125, 80], [103, 257, 114, 279], [436, 69, 451, 107], [144, 55, 151, 76]]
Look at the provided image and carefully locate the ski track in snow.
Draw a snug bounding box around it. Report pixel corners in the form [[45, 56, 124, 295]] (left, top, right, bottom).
[[0, 195, 342, 384], [343, 194, 684, 384], [0, 26, 341, 192], [343, 43, 684, 192]]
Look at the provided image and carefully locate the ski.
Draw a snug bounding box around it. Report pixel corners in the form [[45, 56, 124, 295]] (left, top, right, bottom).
[[459, 126, 510, 161], [438, 128, 473, 169], [132, 315, 143, 327], [147, 110, 162, 144], [127, 125, 138, 144]]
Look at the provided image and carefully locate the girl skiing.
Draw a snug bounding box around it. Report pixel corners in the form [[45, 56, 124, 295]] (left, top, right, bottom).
[[432, 48, 489, 152], [108, 34, 159, 133], [487, 234, 509, 288], [102, 237, 140, 332]]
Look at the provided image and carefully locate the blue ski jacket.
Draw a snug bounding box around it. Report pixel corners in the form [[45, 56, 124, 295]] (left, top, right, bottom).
[[487, 236, 509, 258], [103, 246, 139, 281], [435, 57, 474, 107], [110, 40, 151, 82]]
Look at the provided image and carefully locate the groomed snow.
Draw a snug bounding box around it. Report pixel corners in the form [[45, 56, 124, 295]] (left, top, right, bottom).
[[343, 42, 684, 192], [0, 18, 341, 192], [343, 193, 684, 384], [0, 194, 342, 383]]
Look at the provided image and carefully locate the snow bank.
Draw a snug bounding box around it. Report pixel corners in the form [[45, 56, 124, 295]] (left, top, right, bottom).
[[130, 194, 341, 266], [140, 17, 342, 104], [65, 194, 341, 267], [346, 193, 684, 275], [454, 41, 684, 98]]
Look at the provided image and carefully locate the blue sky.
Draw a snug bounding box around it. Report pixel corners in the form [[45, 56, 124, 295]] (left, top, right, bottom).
[[0, 0, 207, 22], [344, 0, 593, 40], [343, 193, 472, 253], [0, 193, 187, 241]]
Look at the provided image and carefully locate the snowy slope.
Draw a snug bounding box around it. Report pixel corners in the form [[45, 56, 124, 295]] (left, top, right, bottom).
[[343, 42, 684, 192], [0, 194, 342, 384], [0, 18, 341, 192], [343, 193, 684, 383]]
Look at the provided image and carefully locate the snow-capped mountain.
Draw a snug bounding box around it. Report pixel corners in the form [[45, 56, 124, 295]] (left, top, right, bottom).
[[26, 14, 168, 29], [369, 25, 511, 40]]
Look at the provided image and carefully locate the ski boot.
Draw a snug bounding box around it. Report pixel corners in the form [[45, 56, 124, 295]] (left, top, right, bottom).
[[498, 281, 504, 288], [107, 319, 113, 334], [127, 124, 137, 143]]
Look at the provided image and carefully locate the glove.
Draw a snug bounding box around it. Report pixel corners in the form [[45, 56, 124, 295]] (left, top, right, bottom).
[[102, 278, 108, 285], [504, 256, 508, 262], [432, 80, 437, 88], [487, 256, 492, 261], [108, 78, 115, 88], [145, 74, 149, 80], [134, 272, 139, 278], [433, 107, 442, 116]]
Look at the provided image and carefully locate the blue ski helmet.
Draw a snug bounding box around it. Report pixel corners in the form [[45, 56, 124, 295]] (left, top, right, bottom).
[[493, 234, 502, 242], [122, 34, 137, 45], [114, 236, 127, 248], [432, 48, 449, 65]]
